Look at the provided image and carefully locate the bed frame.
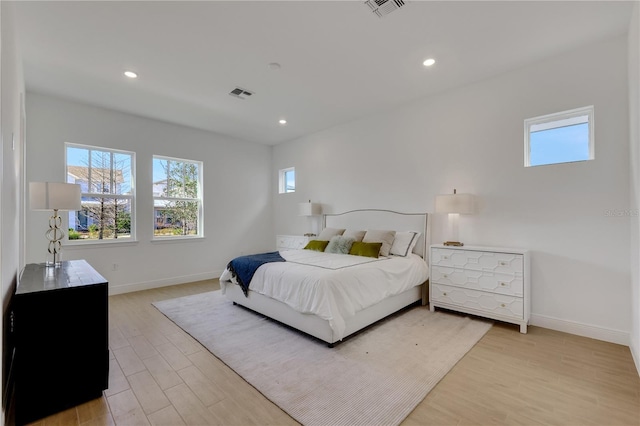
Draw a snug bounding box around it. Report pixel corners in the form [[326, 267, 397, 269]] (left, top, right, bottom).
[[224, 209, 430, 346]]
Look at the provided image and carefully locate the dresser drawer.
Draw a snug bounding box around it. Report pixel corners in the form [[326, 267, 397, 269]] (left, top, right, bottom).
[[289, 238, 308, 249], [276, 236, 289, 249], [276, 235, 309, 250], [431, 283, 524, 320], [431, 248, 523, 275], [431, 265, 524, 296]]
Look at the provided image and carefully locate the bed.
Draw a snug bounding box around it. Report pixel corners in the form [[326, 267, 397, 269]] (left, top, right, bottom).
[[219, 209, 430, 346]]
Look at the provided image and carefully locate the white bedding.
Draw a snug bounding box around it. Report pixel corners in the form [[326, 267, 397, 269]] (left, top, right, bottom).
[[219, 250, 429, 340]]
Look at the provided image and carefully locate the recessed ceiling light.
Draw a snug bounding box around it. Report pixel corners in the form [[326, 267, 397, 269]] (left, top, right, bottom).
[[423, 58, 436, 67], [279, 119, 287, 125], [124, 71, 138, 78]]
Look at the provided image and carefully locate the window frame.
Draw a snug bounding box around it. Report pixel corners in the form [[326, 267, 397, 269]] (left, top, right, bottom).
[[524, 105, 595, 167], [279, 167, 295, 194], [65, 142, 136, 244], [152, 154, 204, 240]]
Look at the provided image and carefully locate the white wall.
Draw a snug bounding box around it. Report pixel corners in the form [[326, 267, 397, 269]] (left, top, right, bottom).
[[273, 36, 631, 344], [1, 1, 26, 421], [25, 93, 273, 294], [628, 2, 640, 372], [1, 0, 25, 305]]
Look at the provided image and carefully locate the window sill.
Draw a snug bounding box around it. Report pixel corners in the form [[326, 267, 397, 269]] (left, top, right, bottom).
[[150, 236, 206, 244], [65, 239, 139, 249]]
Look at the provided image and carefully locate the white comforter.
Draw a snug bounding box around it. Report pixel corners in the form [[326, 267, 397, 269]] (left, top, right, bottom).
[[219, 250, 429, 340]]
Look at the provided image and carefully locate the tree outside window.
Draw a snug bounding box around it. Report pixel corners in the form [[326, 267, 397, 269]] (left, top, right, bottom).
[[66, 143, 135, 241], [153, 156, 203, 238]]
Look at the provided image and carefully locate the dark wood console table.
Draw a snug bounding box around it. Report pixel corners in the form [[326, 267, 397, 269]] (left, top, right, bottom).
[[13, 260, 109, 424]]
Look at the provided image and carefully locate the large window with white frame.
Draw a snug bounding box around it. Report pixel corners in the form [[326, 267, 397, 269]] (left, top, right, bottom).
[[153, 155, 203, 238], [65, 143, 135, 241], [524, 105, 594, 167], [279, 167, 295, 193]]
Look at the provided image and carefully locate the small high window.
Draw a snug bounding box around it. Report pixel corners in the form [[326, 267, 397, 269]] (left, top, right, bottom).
[[279, 167, 295, 193], [524, 105, 594, 167]]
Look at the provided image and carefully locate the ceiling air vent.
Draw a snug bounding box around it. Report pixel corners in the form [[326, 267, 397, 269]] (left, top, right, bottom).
[[364, 0, 406, 18], [229, 87, 254, 100]]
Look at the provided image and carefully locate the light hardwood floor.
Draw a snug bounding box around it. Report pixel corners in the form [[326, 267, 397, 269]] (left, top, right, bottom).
[[29, 280, 639, 426]]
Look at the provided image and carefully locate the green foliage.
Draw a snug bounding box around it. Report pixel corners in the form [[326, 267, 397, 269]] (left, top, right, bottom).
[[88, 223, 99, 239], [80, 151, 132, 239], [162, 160, 199, 236], [116, 210, 131, 233], [68, 229, 80, 240]]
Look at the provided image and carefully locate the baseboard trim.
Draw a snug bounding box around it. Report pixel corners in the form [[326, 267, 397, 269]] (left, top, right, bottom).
[[630, 337, 640, 377], [530, 314, 629, 346], [108, 270, 223, 296]]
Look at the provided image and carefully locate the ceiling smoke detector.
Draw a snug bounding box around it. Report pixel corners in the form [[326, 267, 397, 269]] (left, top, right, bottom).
[[365, 0, 407, 18], [229, 87, 254, 100]]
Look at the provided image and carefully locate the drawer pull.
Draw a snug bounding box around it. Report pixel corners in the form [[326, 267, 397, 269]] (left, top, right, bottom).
[[443, 256, 449, 260], [500, 282, 506, 286], [500, 262, 507, 266], [443, 292, 447, 296], [501, 303, 506, 307], [443, 274, 448, 278]]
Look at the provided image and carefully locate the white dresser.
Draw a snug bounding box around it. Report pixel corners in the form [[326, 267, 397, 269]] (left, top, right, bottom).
[[429, 244, 530, 333], [276, 235, 310, 251]]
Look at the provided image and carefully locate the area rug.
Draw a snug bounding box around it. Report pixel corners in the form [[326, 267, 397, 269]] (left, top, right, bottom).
[[153, 291, 491, 426]]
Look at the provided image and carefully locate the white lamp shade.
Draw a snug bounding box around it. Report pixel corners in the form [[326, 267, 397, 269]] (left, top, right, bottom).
[[30, 182, 81, 211], [435, 193, 476, 215], [298, 202, 322, 216]]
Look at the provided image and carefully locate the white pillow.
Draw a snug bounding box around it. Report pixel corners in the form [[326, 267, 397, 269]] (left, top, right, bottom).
[[317, 227, 345, 240], [342, 229, 366, 242], [362, 230, 396, 257], [390, 231, 420, 257]]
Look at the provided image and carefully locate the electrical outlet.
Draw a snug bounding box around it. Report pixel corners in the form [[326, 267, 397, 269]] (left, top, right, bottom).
[[112, 263, 119, 271]]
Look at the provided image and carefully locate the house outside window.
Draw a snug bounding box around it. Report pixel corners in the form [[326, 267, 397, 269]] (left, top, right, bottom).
[[153, 155, 203, 238], [65, 143, 135, 241]]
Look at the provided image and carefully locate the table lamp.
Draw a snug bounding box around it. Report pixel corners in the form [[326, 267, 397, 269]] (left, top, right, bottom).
[[30, 182, 81, 266], [298, 200, 322, 237], [434, 189, 476, 246]]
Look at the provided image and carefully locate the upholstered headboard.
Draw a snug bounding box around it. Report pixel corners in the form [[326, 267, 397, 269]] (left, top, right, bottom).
[[323, 209, 430, 260]]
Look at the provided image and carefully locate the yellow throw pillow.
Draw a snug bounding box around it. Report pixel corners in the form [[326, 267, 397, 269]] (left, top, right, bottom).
[[304, 240, 329, 252], [349, 242, 382, 258]]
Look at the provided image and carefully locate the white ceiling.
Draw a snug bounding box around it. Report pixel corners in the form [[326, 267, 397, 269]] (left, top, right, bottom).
[[12, 1, 634, 145]]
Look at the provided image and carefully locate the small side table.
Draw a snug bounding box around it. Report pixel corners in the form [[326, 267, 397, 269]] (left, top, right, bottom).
[[12, 260, 109, 424], [276, 235, 311, 251]]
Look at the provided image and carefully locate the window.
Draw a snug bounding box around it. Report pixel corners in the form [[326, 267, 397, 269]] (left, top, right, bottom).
[[279, 167, 295, 193], [524, 105, 594, 167], [65, 143, 135, 241], [153, 155, 203, 238]]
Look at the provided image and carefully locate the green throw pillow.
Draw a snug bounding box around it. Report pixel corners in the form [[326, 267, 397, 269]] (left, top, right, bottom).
[[349, 242, 382, 258], [304, 240, 329, 252]]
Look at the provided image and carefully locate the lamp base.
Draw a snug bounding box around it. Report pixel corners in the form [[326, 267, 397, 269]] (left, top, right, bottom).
[[443, 241, 464, 247]]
